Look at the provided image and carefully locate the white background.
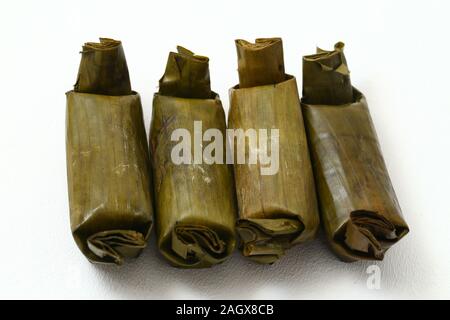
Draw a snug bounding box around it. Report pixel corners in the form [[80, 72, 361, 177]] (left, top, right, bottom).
[[0, 0, 449, 299]]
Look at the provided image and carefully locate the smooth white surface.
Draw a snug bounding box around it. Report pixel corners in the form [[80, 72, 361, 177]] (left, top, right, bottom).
[[0, 0, 449, 299]]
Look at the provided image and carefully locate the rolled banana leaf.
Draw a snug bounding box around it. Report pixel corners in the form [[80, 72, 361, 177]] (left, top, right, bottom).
[[150, 47, 237, 268], [235, 38, 285, 88], [66, 38, 154, 265], [302, 42, 409, 262], [229, 38, 320, 264]]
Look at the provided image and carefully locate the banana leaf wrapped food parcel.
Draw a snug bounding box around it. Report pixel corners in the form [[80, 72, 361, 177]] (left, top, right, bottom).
[[150, 47, 237, 268], [228, 38, 320, 264], [66, 38, 154, 264], [301, 42, 409, 262]]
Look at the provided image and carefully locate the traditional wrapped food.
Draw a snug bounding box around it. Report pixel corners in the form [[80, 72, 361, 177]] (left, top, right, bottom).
[[66, 38, 154, 265], [150, 47, 237, 268], [228, 38, 320, 264], [302, 42, 409, 261]]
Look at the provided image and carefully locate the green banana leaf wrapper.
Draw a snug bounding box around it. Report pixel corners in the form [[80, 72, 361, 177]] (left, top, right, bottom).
[[301, 42, 409, 262], [150, 47, 237, 268], [229, 38, 320, 264], [66, 38, 154, 265]]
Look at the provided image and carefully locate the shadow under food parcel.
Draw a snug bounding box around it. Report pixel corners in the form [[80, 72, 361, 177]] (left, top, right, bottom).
[[89, 227, 418, 299]]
